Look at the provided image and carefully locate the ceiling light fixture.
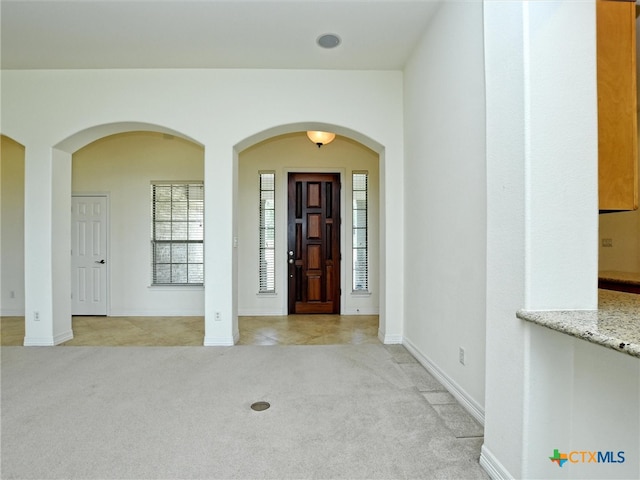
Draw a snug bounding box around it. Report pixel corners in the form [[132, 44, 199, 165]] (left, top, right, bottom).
[[317, 33, 341, 49], [306, 131, 336, 148]]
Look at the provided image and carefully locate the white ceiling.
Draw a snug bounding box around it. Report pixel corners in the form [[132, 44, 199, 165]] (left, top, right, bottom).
[[0, 0, 442, 70]]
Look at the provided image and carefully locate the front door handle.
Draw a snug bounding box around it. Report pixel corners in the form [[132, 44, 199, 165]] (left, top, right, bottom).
[[95, 259, 105, 264]]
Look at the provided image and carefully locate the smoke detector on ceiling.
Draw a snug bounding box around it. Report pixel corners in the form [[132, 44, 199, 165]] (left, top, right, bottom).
[[317, 34, 341, 49]]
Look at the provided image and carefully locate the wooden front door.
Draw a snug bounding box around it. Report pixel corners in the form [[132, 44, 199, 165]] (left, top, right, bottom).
[[288, 173, 341, 314]]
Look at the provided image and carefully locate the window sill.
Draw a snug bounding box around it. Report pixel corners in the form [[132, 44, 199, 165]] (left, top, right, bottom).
[[351, 290, 371, 296], [148, 285, 204, 291]]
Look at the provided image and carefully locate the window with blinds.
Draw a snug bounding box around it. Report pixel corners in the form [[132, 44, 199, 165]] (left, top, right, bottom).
[[259, 172, 276, 293], [151, 182, 204, 285], [352, 172, 368, 291]]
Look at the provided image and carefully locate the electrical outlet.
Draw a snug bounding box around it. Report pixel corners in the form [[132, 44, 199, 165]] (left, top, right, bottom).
[[34, 311, 40, 321], [459, 347, 465, 366], [602, 238, 613, 247], [9, 290, 15, 299], [215, 312, 221, 321]]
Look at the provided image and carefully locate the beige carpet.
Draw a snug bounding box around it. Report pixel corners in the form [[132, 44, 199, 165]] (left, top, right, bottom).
[[1, 344, 487, 479]]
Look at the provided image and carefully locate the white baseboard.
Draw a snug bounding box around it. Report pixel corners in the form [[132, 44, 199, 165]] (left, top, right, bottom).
[[23, 329, 73, 346], [238, 309, 380, 316], [343, 307, 380, 315], [479, 444, 514, 480], [54, 330, 74, 345], [237, 309, 285, 316], [403, 337, 485, 426], [378, 330, 402, 344], [203, 336, 235, 346], [109, 309, 204, 316], [23, 337, 54, 346], [0, 308, 25, 316]]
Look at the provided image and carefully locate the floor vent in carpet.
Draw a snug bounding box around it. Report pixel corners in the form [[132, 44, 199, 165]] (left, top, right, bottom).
[[251, 401, 271, 411]]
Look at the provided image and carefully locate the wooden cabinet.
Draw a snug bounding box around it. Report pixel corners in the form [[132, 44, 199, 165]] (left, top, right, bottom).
[[597, 0, 638, 211]]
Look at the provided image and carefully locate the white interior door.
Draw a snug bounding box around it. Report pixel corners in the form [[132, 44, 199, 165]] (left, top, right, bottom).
[[72, 195, 108, 315]]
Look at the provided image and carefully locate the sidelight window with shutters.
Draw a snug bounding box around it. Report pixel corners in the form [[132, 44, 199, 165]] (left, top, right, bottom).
[[352, 172, 369, 292], [259, 172, 276, 293]]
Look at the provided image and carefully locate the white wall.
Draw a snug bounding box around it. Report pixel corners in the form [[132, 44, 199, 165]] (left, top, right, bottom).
[[483, 2, 619, 479], [402, 0, 487, 422], [237, 133, 379, 316], [0, 68, 404, 346], [482, 3, 528, 474], [0, 136, 25, 315], [72, 131, 205, 315]]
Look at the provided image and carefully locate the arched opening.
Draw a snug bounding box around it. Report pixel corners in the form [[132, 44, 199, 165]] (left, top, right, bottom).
[[12, 119, 398, 348], [22, 122, 207, 346], [233, 124, 385, 345], [55, 122, 202, 153], [67, 131, 205, 344]]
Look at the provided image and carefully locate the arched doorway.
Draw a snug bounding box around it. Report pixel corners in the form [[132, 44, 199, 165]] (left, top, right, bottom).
[[71, 131, 205, 318], [19, 123, 205, 346], [234, 127, 383, 344]]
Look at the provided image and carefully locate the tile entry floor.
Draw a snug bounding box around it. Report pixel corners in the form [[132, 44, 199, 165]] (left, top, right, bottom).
[[0, 315, 379, 346]]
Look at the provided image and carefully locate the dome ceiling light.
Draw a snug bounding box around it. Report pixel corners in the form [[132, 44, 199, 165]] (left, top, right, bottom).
[[306, 131, 336, 148]]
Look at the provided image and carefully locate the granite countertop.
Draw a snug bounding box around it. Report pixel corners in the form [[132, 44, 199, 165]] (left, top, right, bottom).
[[598, 270, 640, 286], [517, 290, 640, 358]]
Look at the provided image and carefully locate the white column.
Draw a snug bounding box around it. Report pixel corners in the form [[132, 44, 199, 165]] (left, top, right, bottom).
[[482, 1, 528, 476], [23, 144, 54, 345], [203, 143, 236, 345], [51, 148, 73, 343], [23, 144, 73, 346], [378, 145, 404, 344]]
